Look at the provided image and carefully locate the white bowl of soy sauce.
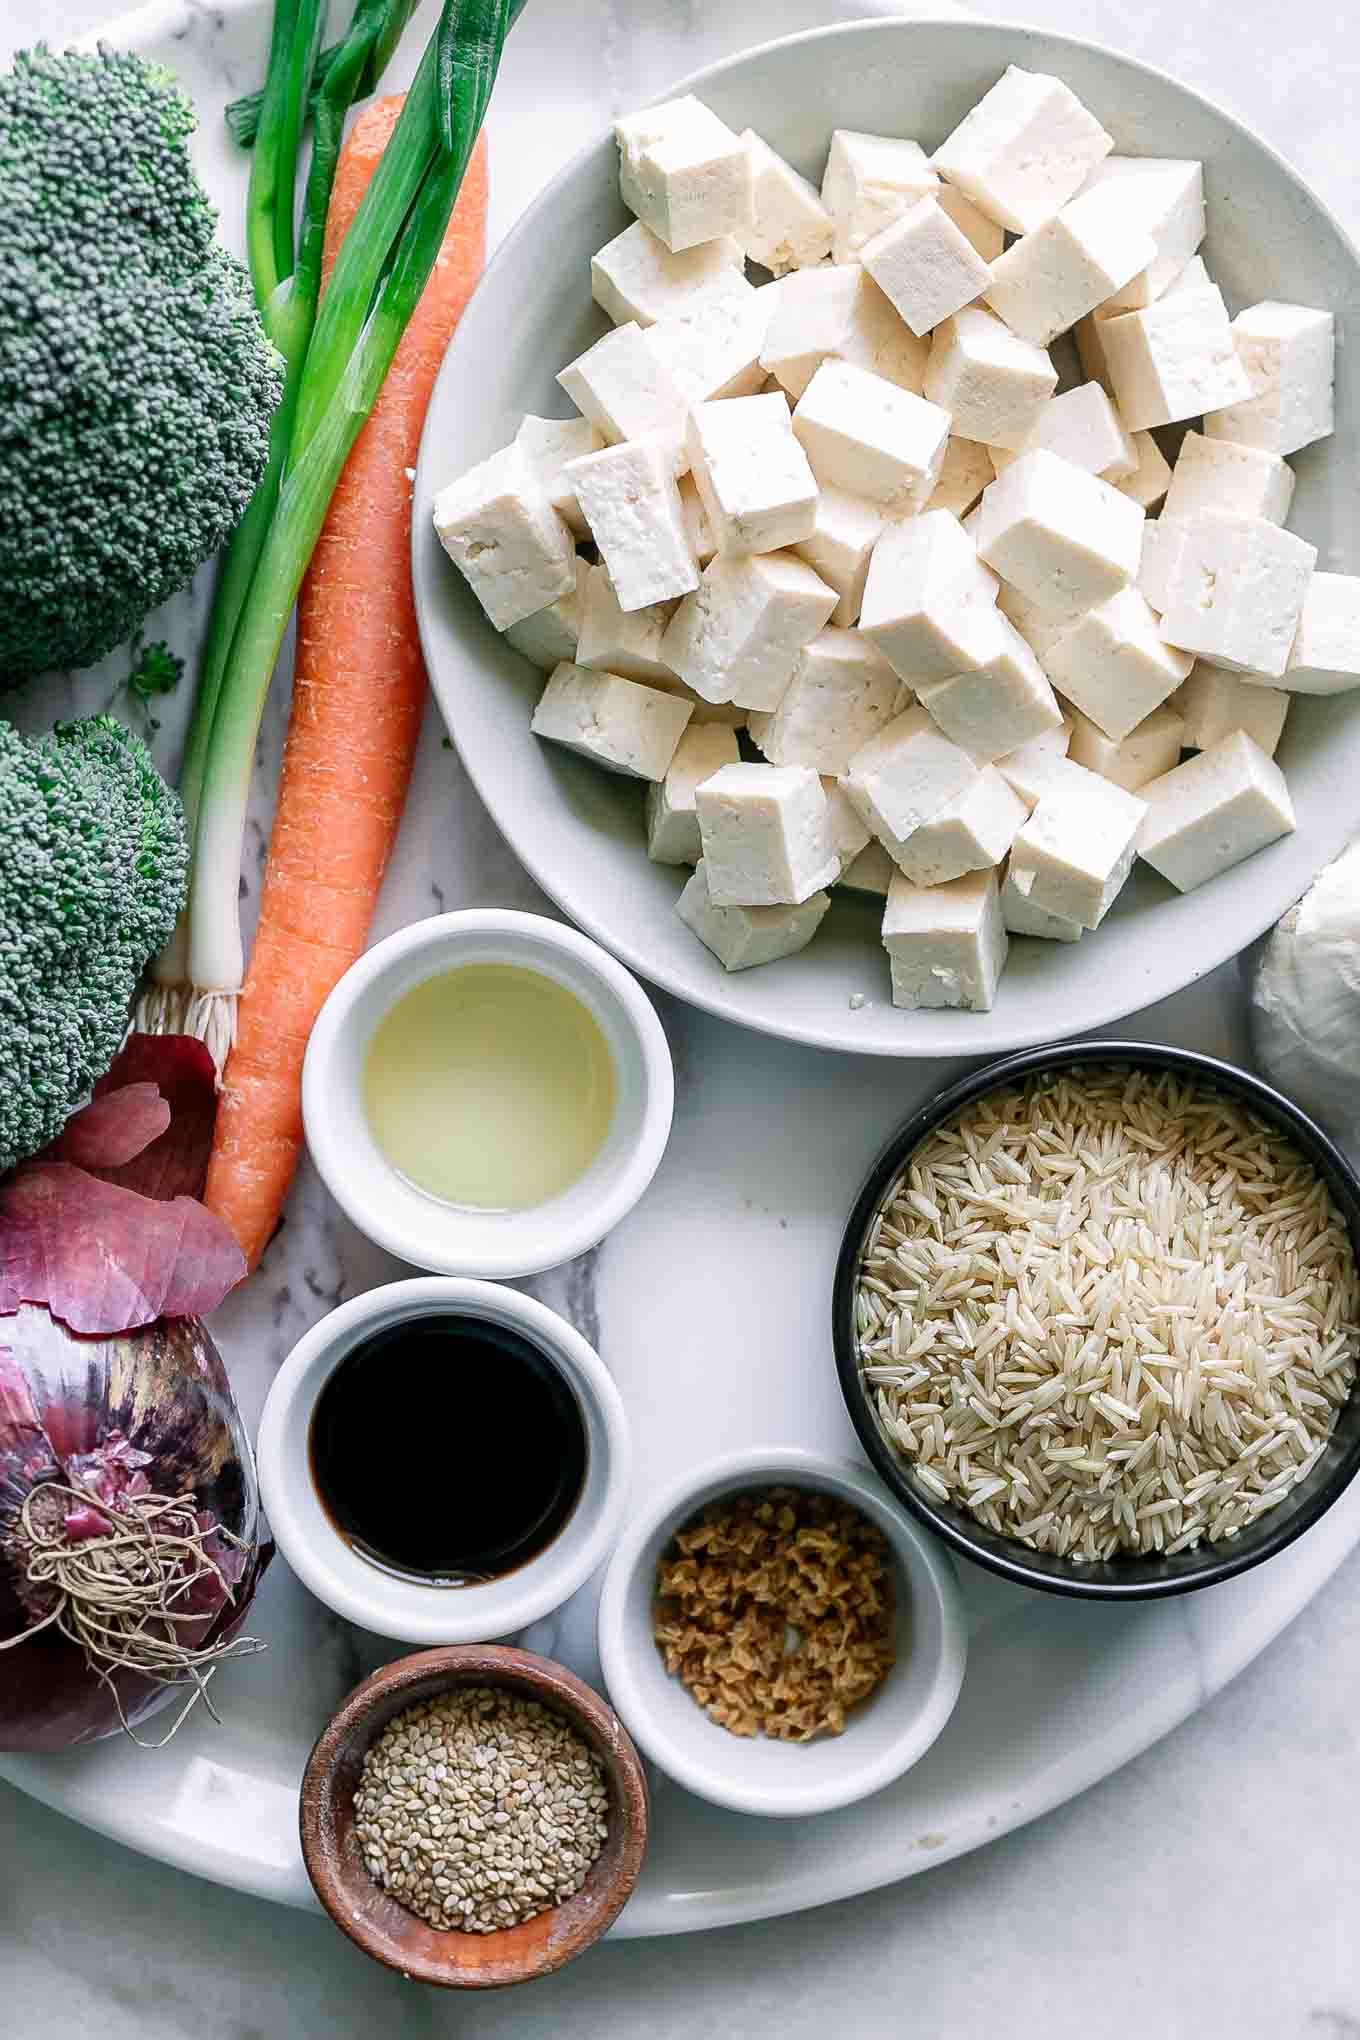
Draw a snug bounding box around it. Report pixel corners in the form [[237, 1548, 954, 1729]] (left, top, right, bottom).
[[256, 1278, 632, 1644]]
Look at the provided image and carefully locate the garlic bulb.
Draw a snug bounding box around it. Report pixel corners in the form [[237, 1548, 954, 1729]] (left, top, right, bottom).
[[1251, 841, 1360, 1142]]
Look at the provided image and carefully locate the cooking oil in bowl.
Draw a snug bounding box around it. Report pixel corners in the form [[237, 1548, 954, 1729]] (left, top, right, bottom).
[[361, 962, 616, 1210]]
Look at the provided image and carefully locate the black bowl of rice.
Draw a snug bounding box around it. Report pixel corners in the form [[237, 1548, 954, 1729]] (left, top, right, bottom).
[[833, 1042, 1360, 1601]]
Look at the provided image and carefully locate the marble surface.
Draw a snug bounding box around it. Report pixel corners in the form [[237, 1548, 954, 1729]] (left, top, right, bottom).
[[4, 0, 1360, 2030]]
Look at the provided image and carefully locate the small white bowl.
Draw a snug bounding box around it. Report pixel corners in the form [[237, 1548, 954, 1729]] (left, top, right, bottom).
[[301, 910, 673, 1279], [256, 1277, 632, 1645], [597, 1446, 966, 1819]]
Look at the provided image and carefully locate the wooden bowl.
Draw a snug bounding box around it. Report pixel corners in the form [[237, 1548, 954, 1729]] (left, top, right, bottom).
[[299, 1644, 649, 1988]]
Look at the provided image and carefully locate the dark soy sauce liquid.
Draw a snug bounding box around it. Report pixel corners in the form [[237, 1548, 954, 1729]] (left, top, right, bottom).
[[309, 1316, 587, 1585]]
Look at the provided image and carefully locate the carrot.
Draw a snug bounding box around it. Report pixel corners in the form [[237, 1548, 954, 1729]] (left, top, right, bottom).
[[204, 101, 489, 1270]]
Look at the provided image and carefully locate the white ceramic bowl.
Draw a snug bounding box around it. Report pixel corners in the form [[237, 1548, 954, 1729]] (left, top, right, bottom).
[[256, 1276, 632, 1644], [597, 1446, 966, 1819], [413, 16, 1360, 1058], [301, 909, 673, 1278]]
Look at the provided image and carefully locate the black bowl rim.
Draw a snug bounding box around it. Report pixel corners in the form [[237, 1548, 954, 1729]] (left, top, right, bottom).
[[832, 1040, 1360, 1602]]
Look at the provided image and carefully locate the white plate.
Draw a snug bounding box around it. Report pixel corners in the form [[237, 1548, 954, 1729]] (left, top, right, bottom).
[[413, 14, 1360, 1057]]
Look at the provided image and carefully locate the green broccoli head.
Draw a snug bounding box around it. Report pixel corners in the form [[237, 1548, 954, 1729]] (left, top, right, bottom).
[[0, 714, 189, 1173], [0, 46, 284, 688]]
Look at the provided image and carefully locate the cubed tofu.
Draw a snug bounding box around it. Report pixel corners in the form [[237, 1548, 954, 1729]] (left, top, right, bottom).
[[792, 359, 950, 510], [738, 129, 834, 275], [790, 487, 884, 626], [590, 220, 743, 327], [1137, 514, 1183, 614], [574, 563, 677, 682], [685, 391, 818, 555], [936, 184, 1005, 262], [974, 449, 1145, 612], [993, 714, 1073, 795], [1073, 303, 1118, 391], [861, 197, 992, 338], [1083, 158, 1205, 310], [750, 628, 899, 773], [695, 762, 841, 905], [999, 858, 1083, 941], [557, 321, 690, 463], [1067, 702, 1186, 790], [843, 705, 979, 866], [1099, 283, 1252, 431], [988, 382, 1137, 483], [891, 765, 1027, 887], [926, 436, 994, 517], [1115, 430, 1172, 510], [1285, 572, 1360, 695], [650, 675, 748, 731], [1204, 302, 1335, 456], [566, 440, 700, 612], [1174, 664, 1288, 755], [838, 839, 897, 898], [645, 723, 742, 864], [932, 66, 1113, 235], [660, 550, 838, 710], [923, 306, 1058, 450], [504, 555, 590, 670], [996, 582, 1085, 666], [1008, 773, 1147, 928], [1045, 586, 1193, 739], [760, 264, 928, 400], [1162, 254, 1212, 297], [1153, 512, 1317, 679], [615, 95, 753, 253], [677, 473, 717, 566], [647, 268, 769, 405], [915, 612, 1065, 762], [677, 860, 830, 970], [515, 415, 605, 537], [1137, 731, 1295, 891], [1162, 429, 1295, 525], [881, 867, 1008, 1011], [821, 130, 938, 263], [821, 775, 873, 870], [531, 661, 692, 780], [433, 442, 577, 631], [984, 185, 1158, 348], [859, 509, 999, 683]]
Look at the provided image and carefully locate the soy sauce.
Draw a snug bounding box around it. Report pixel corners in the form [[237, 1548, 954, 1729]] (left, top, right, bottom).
[[309, 1317, 587, 1584]]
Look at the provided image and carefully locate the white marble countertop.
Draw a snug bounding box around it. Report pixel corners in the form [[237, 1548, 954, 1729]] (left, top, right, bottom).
[[4, 0, 1360, 2031]]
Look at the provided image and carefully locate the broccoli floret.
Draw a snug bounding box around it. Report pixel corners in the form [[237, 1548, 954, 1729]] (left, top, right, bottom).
[[129, 639, 185, 703], [0, 46, 284, 688], [0, 713, 189, 1173]]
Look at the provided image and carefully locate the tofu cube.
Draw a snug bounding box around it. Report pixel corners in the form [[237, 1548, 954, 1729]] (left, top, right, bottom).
[[1073, 303, 1119, 393], [915, 612, 1065, 762], [738, 129, 834, 275], [1084, 158, 1205, 310], [650, 676, 747, 731], [996, 583, 1085, 666], [1174, 664, 1288, 755], [891, 766, 1027, 888], [822, 775, 873, 870], [792, 359, 950, 510], [645, 723, 742, 864], [504, 555, 589, 670], [575, 563, 677, 683], [615, 95, 753, 253], [590, 220, 743, 327], [695, 762, 841, 905], [647, 269, 769, 405], [566, 440, 700, 612], [1163, 429, 1295, 525], [685, 392, 818, 556], [750, 628, 899, 773], [1067, 702, 1186, 790], [923, 306, 1057, 450], [1153, 512, 1317, 679], [790, 487, 884, 626], [843, 705, 979, 866], [882, 867, 1008, 1012], [1136, 514, 1184, 614], [1137, 731, 1295, 892], [936, 185, 1005, 262], [433, 442, 577, 631], [984, 185, 1158, 348], [1099, 283, 1252, 431], [859, 509, 1000, 683], [1115, 430, 1172, 510], [1000, 859, 1083, 942], [1204, 302, 1335, 456], [974, 449, 1145, 612], [932, 67, 1113, 235], [677, 860, 830, 971], [515, 415, 604, 537], [988, 382, 1137, 483], [995, 732, 1090, 811], [861, 196, 992, 337], [926, 436, 994, 517], [1045, 586, 1193, 740], [1286, 572, 1360, 695], [660, 551, 837, 710], [760, 264, 927, 400], [531, 662, 692, 781], [677, 473, 717, 566], [839, 839, 896, 898], [821, 130, 938, 263], [557, 321, 689, 462], [1009, 774, 1147, 928]]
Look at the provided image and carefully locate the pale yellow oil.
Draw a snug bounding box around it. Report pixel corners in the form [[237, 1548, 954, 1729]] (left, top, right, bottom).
[[361, 964, 617, 1211]]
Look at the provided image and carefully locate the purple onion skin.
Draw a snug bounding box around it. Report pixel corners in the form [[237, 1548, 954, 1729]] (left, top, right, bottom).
[[0, 1306, 265, 1751]]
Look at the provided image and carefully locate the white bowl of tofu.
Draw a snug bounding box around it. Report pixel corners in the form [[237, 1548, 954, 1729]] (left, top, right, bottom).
[[412, 16, 1360, 1056]]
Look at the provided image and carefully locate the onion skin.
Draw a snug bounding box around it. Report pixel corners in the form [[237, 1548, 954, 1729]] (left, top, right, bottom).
[[0, 1305, 265, 1751]]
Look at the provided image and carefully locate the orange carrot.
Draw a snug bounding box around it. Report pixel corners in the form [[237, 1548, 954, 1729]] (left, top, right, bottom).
[[204, 102, 489, 1269]]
